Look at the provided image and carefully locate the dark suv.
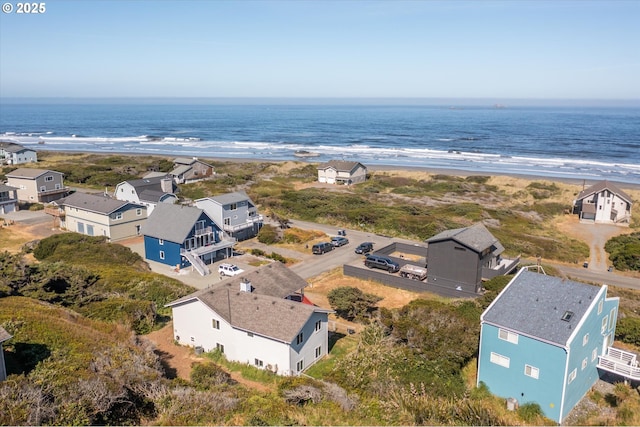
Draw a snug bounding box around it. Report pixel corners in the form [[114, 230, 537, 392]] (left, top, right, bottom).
[[312, 242, 334, 254], [355, 242, 374, 254], [364, 254, 400, 273]]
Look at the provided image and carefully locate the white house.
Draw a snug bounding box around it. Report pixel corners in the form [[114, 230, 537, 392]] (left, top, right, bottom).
[[195, 191, 264, 241], [166, 263, 331, 375], [0, 142, 37, 165], [573, 180, 632, 225], [114, 175, 178, 216], [317, 160, 367, 185]]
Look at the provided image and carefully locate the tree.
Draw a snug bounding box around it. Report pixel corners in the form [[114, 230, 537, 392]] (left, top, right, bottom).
[[327, 286, 382, 322]]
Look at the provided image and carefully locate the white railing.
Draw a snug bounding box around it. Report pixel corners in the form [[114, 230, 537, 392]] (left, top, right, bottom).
[[597, 347, 640, 380], [180, 250, 210, 276]]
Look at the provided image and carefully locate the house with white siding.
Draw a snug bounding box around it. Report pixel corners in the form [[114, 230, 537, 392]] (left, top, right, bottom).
[[317, 160, 367, 185], [114, 175, 178, 216], [573, 180, 632, 225], [166, 263, 331, 375], [0, 142, 37, 165]]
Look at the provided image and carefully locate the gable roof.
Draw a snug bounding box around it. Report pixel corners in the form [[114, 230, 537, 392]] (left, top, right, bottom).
[[142, 203, 209, 242], [481, 269, 603, 346], [174, 157, 213, 167], [576, 180, 632, 204], [0, 326, 12, 343], [426, 222, 501, 254], [204, 191, 253, 206], [138, 189, 175, 204], [6, 168, 63, 179], [58, 192, 141, 215], [0, 142, 34, 153], [317, 160, 366, 173], [124, 175, 177, 193], [166, 264, 331, 343]]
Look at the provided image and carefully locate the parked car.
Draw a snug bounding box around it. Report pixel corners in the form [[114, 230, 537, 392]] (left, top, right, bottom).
[[312, 242, 334, 254], [364, 254, 400, 273], [331, 236, 349, 247], [218, 263, 244, 276], [355, 242, 374, 254]]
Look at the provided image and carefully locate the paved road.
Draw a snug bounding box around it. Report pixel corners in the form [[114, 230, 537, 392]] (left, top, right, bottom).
[[547, 262, 640, 291]]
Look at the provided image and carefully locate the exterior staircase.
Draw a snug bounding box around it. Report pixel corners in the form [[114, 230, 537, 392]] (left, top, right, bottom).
[[181, 250, 210, 276]]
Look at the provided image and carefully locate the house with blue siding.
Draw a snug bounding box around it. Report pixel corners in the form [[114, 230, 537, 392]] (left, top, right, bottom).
[[142, 203, 235, 275], [477, 268, 619, 423]]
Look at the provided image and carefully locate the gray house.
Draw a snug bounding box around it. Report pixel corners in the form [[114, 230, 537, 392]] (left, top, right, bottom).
[[0, 183, 19, 215], [0, 142, 37, 165], [195, 192, 264, 241], [6, 168, 68, 203], [0, 326, 11, 381], [426, 223, 519, 294], [317, 160, 367, 185], [170, 157, 215, 184]]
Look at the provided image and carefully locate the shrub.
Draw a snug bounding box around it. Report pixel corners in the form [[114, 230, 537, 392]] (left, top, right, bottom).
[[615, 317, 640, 346], [605, 232, 640, 271], [257, 225, 280, 244], [327, 287, 382, 322], [190, 362, 233, 390]]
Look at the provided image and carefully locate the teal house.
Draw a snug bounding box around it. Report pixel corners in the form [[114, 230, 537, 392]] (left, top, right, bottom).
[[477, 268, 620, 423]]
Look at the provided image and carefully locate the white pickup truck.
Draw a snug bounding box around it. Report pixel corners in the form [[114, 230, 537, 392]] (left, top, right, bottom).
[[399, 264, 427, 281]]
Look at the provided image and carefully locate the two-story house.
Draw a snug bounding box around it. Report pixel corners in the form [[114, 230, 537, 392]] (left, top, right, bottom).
[[425, 222, 519, 294], [573, 180, 633, 225], [0, 326, 11, 381], [5, 168, 68, 203], [170, 157, 215, 184], [0, 183, 19, 215], [0, 142, 37, 165], [114, 175, 178, 216], [195, 192, 263, 241], [166, 263, 331, 375], [477, 268, 620, 423], [142, 203, 235, 275], [317, 160, 367, 185], [56, 192, 147, 241]]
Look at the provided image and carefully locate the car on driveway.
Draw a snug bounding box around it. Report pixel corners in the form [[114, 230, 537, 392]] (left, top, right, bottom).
[[364, 254, 400, 273], [331, 236, 349, 247], [355, 242, 374, 254], [218, 263, 244, 276], [312, 242, 334, 254]]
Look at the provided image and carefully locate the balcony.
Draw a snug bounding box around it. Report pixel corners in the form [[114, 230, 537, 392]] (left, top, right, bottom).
[[597, 347, 640, 381], [44, 206, 65, 217], [223, 214, 264, 233]]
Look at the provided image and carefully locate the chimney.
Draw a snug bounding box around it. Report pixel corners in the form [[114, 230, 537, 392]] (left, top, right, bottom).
[[240, 278, 253, 293], [161, 176, 173, 193]]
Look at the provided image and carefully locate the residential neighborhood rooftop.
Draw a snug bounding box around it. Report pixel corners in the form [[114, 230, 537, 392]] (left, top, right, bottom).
[[141, 203, 207, 242], [427, 222, 502, 253], [6, 168, 61, 179], [203, 191, 252, 205], [58, 192, 141, 215], [482, 270, 603, 346], [577, 180, 632, 204]]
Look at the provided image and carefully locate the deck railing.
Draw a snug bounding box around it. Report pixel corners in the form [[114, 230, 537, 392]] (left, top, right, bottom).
[[597, 347, 640, 381]]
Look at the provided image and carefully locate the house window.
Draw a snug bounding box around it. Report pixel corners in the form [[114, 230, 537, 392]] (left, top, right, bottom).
[[315, 320, 322, 332], [229, 203, 237, 211], [609, 308, 616, 330], [40, 186, 46, 192], [216, 343, 224, 354], [296, 360, 304, 372], [592, 348, 598, 362], [224, 218, 230, 226], [159, 251, 165, 260], [77, 222, 85, 234], [190, 336, 195, 342], [87, 224, 94, 236], [315, 346, 322, 358], [602, 316, 608, 333], [55, 184, 61, 190], [583, 333, 589, 346], [45, 175, 53, 182], [159, 239, 164, 245], [136, 208, 142, 216], [296, 332, 304, 345], [498, 328, 519, 344], [524, 364, 539, 379], [212, 319, 220, 329], [254, 358, 263, 367], [112, 212, 123, 220], [247, 332, 254, 337], [581, 358, 588, 370], [561, 311, 574, 322], [598, 299, 603, 315], [490, 352, 510, 368], [568, 368, 577, 384]]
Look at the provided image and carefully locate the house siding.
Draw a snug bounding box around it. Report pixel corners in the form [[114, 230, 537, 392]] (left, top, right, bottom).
[[144, 236, 184, 268], [7, 172, 66, 203], [64, 205, 146, 240], [426, 239, 482, 293], [196, 196, 262, 241], [478, 324, 567, 422]]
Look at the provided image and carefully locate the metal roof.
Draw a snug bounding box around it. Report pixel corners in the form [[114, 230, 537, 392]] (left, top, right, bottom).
[[482, 269, 602, 346]]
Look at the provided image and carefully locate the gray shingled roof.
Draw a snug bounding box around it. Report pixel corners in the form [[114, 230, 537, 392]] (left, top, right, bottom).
[[576, 180, 632, 204], [0, 326, 12, 343], [482, 270, 602, 346], [138, 189, 170, 204], [317, 160, 365, 172], [167, 265, 331, 343], [141, 203, 207, 243], [58, 192, 138, 215], [6, 168, 62, 179], [174, 157, 197, 165], [0, 183, 18, 193], [426, 222, 499, 253], [0, 142, 32, 153], [170, 164, 192, 176], [207, 191, 253, 206], [127, 175, 177, 193]]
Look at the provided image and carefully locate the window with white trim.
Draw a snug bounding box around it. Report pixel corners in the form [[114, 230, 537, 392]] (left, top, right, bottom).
[[568, 368, 577, 384], [583, 333, 589, 346], [296, 360, 304, 372], [216, 343, 224, 354], [315, 320, 322, 332], [136, 208, 142, 216], [598, 299, 603, 315], [602, 316, 608, 333], [159, 239, 164, 245], [159, 250, 165, 260], [315, 346, 322, 358], [498, 328, 519, 344], [592, 348, 598, 362], [582, 358, 588, 370], [609, 308, 616, 330], [524, 364, 539, 379], [212, 319, 220, 329], [295, 332, 304, 345], [254, 358, 263, 367], [490, 352, 510, 368], [45, 175, 53, 182]]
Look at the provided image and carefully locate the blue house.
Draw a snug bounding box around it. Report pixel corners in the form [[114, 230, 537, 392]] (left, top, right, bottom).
[[142, 203, 235, 275], [477, 268, 620, 423]]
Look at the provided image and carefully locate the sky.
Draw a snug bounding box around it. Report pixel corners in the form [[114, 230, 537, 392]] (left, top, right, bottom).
[[0, 0, 639, 101]]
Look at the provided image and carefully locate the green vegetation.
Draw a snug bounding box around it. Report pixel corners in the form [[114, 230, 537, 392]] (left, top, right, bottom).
[[327, 286, 382, 322], [605, 232, 640, 271]]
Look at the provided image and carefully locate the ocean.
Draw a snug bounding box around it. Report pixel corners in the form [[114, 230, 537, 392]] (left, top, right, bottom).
[[1, 100, 639, 184]]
